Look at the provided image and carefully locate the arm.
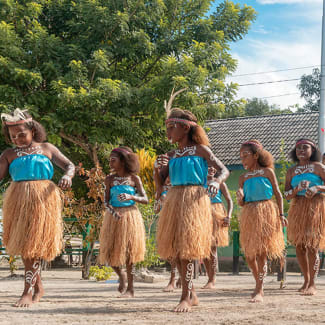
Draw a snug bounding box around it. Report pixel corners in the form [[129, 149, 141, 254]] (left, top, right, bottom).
[[118, 175, 149, 204], [236, 175, 245, 207], [220, 182, 233, 226], [265, 168, 287, 227], [47, 143, 75, 189], [0, 150, 10, 182], [153, 159, 164, 199], [305, 163, 325, 198], [104, 176, 121, 219], [284, 168, 300, 200], [199, 145, 229, 193]]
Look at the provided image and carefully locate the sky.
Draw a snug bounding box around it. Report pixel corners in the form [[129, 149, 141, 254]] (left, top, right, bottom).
[[213, 0, 323, 109]]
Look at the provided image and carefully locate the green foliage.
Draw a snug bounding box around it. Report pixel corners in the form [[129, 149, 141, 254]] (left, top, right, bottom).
[[0, 0, 256, 163], [244, 97, 293, 117], [298, 68, 320, 112], [229, 189, 240, 232], [89, 265, 113, 281], [0, 255, 18, 276], [276, 139, 292, 215], [137, 235, 164, 269]]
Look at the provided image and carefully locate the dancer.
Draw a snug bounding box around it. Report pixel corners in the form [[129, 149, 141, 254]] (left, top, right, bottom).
[[156, 108, 229, 312], [237, 139, 286, 303], [0, 109, 75, 307], [202, 167, 233, 289], [99, 146, 148, 298], [285, 138, 325, 295]]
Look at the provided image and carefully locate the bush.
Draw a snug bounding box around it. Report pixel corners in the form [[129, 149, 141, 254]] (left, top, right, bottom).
[[89, 265, 113, 281]]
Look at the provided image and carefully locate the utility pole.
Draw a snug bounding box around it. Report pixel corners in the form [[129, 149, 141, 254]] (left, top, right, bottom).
[[319, 0, 325, 153]]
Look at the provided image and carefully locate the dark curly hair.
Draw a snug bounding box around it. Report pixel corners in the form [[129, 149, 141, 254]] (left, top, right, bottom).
[[111, 146, 140, 174], [167, 108, 210, 146], [2, 111, 46, 144], [241, 139, 274, 169], [290, 138, 321, 162]]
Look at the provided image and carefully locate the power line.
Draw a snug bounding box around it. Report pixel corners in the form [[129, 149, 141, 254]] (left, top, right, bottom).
[[259, 92, 300, 99], [229, 65, 319, 78], [238, 78, 301, 87]]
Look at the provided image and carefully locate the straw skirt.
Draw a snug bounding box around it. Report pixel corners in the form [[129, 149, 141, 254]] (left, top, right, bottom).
[[99, 205, 146, 266], [288, 194, 325, 250], [157, 186, 213, 260], [2, 180, 63, 261], [239, 200, 285, 259], [212, 203, 229, 247]]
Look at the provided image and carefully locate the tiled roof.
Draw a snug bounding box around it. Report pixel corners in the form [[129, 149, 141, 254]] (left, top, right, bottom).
[[206, 112, 319, 166]]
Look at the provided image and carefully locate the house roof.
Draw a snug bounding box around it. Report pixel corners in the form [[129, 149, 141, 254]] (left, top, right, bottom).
[[206, 111, 319, 166]]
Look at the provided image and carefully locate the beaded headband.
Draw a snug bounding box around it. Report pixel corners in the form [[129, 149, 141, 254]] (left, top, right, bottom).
[[1, 109, 32, 126], [112, 148, 130, 155], [165, 118, 198, 127], [296, 140, 315, 148], [242, 141, 263, 149]]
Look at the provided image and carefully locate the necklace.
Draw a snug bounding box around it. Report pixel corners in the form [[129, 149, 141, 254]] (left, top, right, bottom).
[[173, 146, 196, 158], [244, 169, 265, 178], [14, 145, 43, 157]]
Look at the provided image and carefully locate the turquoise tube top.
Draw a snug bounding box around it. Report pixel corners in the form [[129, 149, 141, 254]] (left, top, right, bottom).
[[243, 177, 273, 202], [109, 185, 136, 207], [291, 173, 323, 196], [169, 156, 208, 187], [211, 190, 222, 204], [9, 154, 54, 181]]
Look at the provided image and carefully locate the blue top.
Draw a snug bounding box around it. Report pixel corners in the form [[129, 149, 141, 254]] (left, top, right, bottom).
[[210, 190, 223, 204], [9, 154, 54, 181], [243, 177, 273, 202], [109, 185, 136, 207], [169, 156, 208, 187], [291, 173, 323, 196]]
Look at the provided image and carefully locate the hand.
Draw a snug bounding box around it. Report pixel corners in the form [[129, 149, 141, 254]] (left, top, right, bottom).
[[305, 186, 318, 199], [207, 181, 220, 197], [222, 217, 230, 227], [58, 175, 72, 189], [156, 154, 169, 169], [236, 188, 244, 203], [298, 180, 310, 191], [118, 193, 133, 202], [280, 215, 288, 227]]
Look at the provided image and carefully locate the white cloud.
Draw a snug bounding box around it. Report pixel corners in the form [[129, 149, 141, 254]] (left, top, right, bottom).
[[228, 35, 321, 109], [257, 0, 321, 4]]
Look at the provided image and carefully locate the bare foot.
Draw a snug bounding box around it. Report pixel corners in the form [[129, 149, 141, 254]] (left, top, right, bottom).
[[176, 278, 181, 288], [250, 293, 264, 303], [190, 292, 199, 307], [32, 283, 44, 303], [14, 293, 33, 307], [163, 282, 175, 292], [201, 281, 216, 289], [250, 287, 258, 298], [118, 272, 127, 294], [118, 290, 134, 298], [174, 299, 192, 312], [298, 281, 309, 293], [303, 284, 317, 296]]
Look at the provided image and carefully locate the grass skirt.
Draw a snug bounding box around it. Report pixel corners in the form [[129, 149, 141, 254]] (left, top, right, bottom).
[[157, 186, 212, 260], [288, 195, 325, 250], [99, 205, 146, 266], [239, 200, 284, 260], [212, 203, 229, 247], [2, 180, 63, 261]]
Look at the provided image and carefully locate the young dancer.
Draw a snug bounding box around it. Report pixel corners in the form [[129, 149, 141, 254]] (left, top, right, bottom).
[[99, 146, 148, 298], [285, 138, 325, 295], [156, 108, 229, 312], [0, 109, 75, 307], [202, 167, 233, 289], [237, 140, 287, 303]]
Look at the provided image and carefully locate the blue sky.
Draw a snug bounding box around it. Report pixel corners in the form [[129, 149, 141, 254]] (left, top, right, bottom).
[[213, 0, 323, 109]]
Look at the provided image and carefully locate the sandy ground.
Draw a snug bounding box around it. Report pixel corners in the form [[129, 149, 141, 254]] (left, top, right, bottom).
[[1, 268, 325, 325]]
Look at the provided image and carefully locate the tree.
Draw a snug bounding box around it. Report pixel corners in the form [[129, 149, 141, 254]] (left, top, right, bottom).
[[298, 68, 320, 112], [0, 0, 256, 165], [244, 97, 292, 117]]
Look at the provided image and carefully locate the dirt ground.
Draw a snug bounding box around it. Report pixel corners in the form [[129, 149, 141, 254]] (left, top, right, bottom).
[[1, 268, 325, 325]]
